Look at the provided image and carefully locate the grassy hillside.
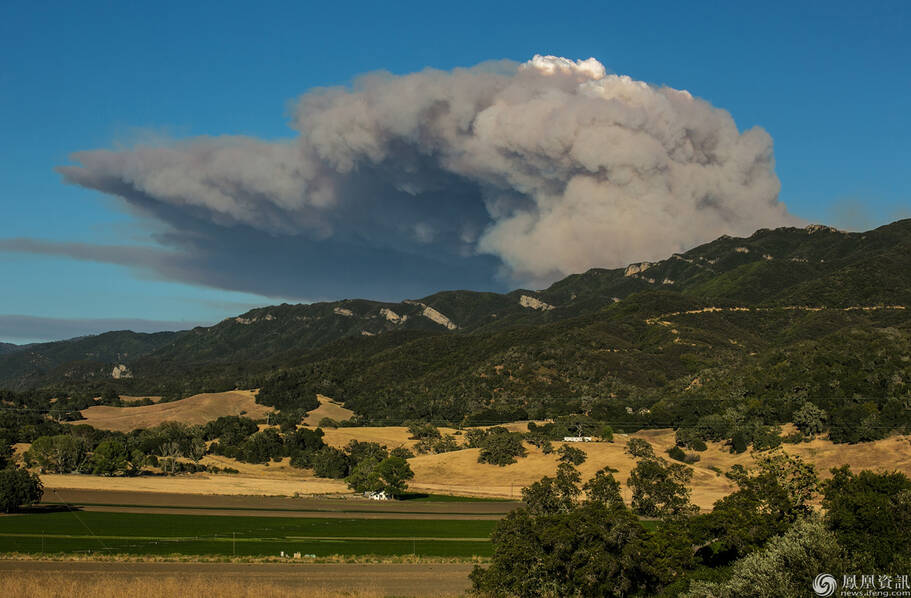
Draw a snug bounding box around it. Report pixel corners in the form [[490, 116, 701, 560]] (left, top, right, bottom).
[[73, 390, 273, 432]]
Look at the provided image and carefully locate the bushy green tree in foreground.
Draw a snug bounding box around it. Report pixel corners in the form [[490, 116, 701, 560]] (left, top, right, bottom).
[[474, 451, 911, 597], [681, 517, 849, 598], [822, 465, 911, 570], [625, 441, 697, 520], [693, 449, 819, 562], [472, 465, 655, 598], [473, 461, 701, 597], [0, 468, 43, 513]]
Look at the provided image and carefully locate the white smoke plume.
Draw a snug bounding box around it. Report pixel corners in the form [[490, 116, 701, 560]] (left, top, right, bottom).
[[58, 55, 796, 295]]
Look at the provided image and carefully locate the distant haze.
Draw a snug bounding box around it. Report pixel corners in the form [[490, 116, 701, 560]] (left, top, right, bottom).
[[0, 315, 207, 344], [57, 55, 797, 296]]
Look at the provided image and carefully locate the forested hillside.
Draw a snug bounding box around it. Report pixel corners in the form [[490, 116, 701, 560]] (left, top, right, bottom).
[[0, 331, 183, 390], [0, 343, 21, 356], [2, 220, 910, 444]]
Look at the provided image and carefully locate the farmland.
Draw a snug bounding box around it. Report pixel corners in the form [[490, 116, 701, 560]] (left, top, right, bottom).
[[0, 511, 495, 558]]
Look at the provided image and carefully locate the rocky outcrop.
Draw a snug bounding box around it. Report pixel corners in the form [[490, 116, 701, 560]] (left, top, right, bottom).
[[234, 313, 275, 325], [420, 305, 457, 330], [519, 295, 554, 311], [112, 364, 132, 379], [380, 308, 407, 324], [806, 224, 841, 234], [624, 262, 652, 277]]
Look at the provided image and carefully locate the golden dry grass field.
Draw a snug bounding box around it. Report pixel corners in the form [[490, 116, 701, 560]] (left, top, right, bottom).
[[301, 395, 355, 426], [405, 429, 911, 508], [0, 561, 471, 597], [0, 576, 384, 598], [320, 426, 461, 451], [40, 471, 348, 497], [39, 390, 911, 509], [36, 427, 911, 510], [73, 390, 273, 432]]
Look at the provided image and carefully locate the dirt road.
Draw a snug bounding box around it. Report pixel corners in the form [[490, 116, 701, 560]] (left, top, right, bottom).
[[0, 560, 474, 596]]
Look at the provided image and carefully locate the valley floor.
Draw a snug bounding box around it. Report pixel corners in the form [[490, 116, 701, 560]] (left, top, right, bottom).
[[38, 428, 911, 510]]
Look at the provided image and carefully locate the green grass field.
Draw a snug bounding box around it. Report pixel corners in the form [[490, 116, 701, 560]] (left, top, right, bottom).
[[0, 512, 495, 557]]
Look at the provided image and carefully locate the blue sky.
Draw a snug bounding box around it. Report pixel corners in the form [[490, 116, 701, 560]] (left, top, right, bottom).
[[1, 1, 909, 344]]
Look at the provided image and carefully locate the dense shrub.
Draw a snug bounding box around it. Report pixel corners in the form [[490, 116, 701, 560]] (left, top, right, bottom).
[[345, 440, 388, 463], [238, 429, 284, 463], [0, 439, 11, 470], [792, 402, 827, 436], [751, 426, 782, 451], [406, 421, 441, 441], [0, 468, 43, 513], [729, 432, 748, 454], [675, 428, 707, 451], [255, 373, 319, 412], [667, 446, 688, 462], [24, 435, 89, 473], [682, 517, 848, 598], [822, 466, 911, 569], [89, 439, 131, 475], [472, 465, 687, 598], [475, 428, 527, 466], [390, 446, 415, 459], [627, 456, 697, 519], [204, 416, 259, 444], [415, 434, 460, 455], [311, 446, 352, 479], [827, 403, 887, 444], [284, 428, 326, 454]]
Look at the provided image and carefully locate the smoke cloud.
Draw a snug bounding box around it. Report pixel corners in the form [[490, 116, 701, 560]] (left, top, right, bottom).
[[57, 55, 796, 296]]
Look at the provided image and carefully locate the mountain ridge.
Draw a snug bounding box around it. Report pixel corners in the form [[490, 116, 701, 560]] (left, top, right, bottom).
[[1, 219, 909, 394], [0, 342, 21, 356]]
